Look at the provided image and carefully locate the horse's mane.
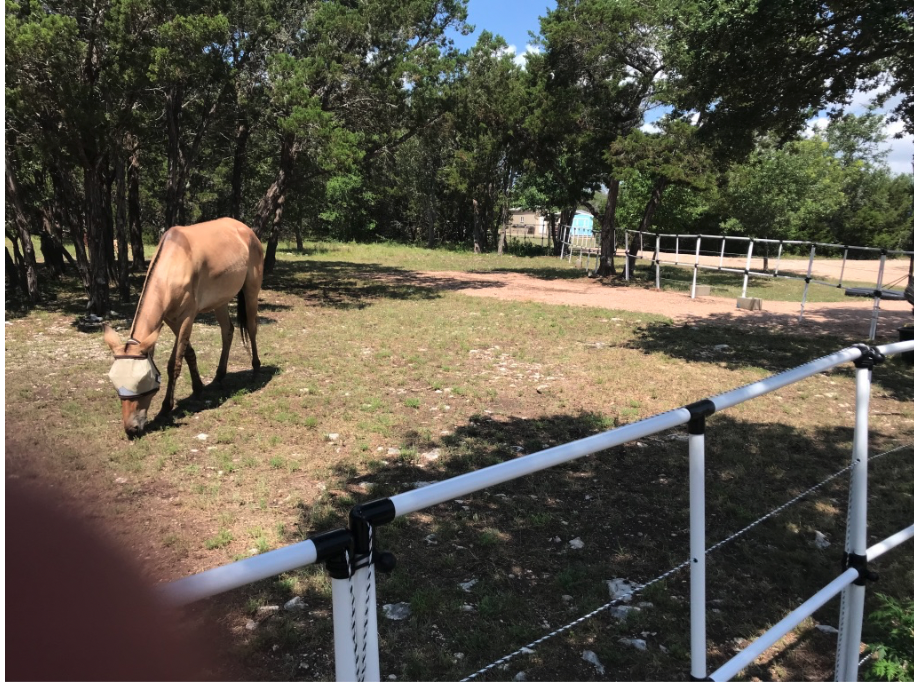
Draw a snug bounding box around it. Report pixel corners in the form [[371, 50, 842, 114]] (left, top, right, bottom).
[[129, 237, 166, 340]]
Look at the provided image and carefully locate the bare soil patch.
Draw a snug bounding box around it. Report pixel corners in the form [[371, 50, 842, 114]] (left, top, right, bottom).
[[394, 269, 913, 342]]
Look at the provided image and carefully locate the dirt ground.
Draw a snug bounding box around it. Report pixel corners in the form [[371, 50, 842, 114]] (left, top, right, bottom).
[[404, 268, 914, 342]]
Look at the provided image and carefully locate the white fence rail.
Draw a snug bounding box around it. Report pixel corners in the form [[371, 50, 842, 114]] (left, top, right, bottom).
[[160, 340, 914, 682], [622, 230, 914, 340]]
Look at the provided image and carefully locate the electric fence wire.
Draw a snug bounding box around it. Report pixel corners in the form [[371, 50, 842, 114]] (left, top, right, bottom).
[[458, 443, 911, 682]]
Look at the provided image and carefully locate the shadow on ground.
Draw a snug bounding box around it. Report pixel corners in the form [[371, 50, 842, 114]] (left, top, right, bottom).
[[264, 259, 509, 310], [627, 319, 914, 402], [142, 364, 280, 434], [282, 410, 911, 682]]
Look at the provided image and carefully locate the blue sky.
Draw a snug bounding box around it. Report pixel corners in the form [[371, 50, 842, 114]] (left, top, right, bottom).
[[450, 0, 912, 175], [449, 0, 553, 56]]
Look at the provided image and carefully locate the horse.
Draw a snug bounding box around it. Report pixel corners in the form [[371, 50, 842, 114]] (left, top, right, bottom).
[[104, 218, 263, 438]]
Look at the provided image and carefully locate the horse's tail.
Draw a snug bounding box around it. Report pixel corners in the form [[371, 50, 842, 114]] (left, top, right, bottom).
[[237, 289, 250, 349]]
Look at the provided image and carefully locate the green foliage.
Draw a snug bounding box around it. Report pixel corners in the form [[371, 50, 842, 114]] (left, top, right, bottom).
[[865, 594, 914, 682]]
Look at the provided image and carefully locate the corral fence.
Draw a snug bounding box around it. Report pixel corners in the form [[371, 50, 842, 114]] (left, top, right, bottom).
[[161, 340, 914, 682], [623, 230, 914, 340]]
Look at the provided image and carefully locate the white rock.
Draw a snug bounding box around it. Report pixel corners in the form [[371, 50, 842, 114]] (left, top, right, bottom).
[[568, 537, 585, 549], [387, 447, 400, 456], [582, 650, 605, 674], [244, 619, 258, 630], [460, 604, 475, 612], [713, 344, 731, 351], [606, 578, 641, 602], [814, 531, 830, 549], [562, 594, 573, 603], [327, 433, 340, 441], [454, 653, 464, 661], [816, 624, 839, 635], [195, 433, 209, 441], [520, 647, 535, 655], [115, 477, 128, 484], [284, 596, 306, 611], [610, 605, 640, 620], [619, 637, 647, 651], [514, 673, 527, 681], [459, 578, 478, 592], [423, 534, 438, 545], [257, 605, 279, 616], [382, 602, 411, 620], [421, 449, 440, 462]]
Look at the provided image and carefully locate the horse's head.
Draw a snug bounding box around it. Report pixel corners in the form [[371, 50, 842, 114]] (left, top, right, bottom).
[[103, 325, 161, 438]]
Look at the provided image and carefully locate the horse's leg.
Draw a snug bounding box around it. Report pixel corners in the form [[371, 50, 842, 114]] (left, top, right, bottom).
[[242, 279, 261, 373], [213, 304, 234, 382], [160, 316, 194, 415], [183, 344, 205, 396]]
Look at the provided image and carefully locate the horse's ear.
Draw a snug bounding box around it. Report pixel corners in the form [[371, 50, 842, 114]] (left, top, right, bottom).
[[102, 324, 122, 353], [137, 327, 161, 355]]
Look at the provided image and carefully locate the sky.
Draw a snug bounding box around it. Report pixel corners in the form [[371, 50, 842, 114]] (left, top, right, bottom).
[[449, 0, 913, 175]]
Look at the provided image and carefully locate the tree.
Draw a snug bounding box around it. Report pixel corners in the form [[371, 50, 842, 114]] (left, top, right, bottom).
[[717, 137, 847, 248], [527, 0, 669, 272]]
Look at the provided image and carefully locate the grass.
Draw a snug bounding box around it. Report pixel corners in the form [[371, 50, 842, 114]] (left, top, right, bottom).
[[5, 239, 913, 681]]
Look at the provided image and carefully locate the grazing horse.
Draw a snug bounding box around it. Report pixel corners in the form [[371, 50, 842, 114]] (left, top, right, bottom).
[[104, 218, 263, 438]]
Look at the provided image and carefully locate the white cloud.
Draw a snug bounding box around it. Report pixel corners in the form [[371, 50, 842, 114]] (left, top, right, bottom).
[[513, 43, 540, 69], [884, 119, 914, 175], [802, 117, 829, 138], [640, 122, 661, 134], [497, 44, 517, 59], [838, 87, 913, 175]]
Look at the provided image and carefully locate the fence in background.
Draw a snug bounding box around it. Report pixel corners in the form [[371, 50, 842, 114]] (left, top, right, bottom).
[[622, 230, 914, 340], [161, 340, 914, 682]]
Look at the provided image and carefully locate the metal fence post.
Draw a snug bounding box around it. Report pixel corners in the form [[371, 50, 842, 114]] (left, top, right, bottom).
[[798, 245, 816, 324], [687, 401, 715, 680], [834, 346, 883, 682], [691, 236, 702, 299], [867, 251, 887, 341], [742, 239, 754, 298], [624, 230, 630, 281]]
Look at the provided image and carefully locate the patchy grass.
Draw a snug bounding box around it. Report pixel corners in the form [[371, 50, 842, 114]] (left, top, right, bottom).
[[5, 241, 913, 681]]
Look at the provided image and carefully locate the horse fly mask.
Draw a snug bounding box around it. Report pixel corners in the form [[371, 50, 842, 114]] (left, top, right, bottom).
[[108, 347, 161, 399]]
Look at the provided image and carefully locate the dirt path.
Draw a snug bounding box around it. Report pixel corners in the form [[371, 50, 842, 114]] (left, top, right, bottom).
[[405, 269, 913, 341]]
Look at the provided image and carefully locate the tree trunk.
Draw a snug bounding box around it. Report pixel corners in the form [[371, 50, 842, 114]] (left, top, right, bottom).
[[426, 199, 436, 249], [263, 196, 286, 274], [254, 134, 298, 239], [639, 176, 668, 234], [164, 86, 184, 230], [295, 225, 303, 251], [548, 212, 560, 256], [114, 154, 130, 303], [50, 164, 91, 289], [472, 199, 486, 253], [596, 178, 620, 278], [554, 207, 574, 257], [103, 164, 118, 280], [127, 145, 145, 270], [628, 176, 668, 275], [6, 247, 21, 294], [84, 163, 111, 316], [496, 200, 508, 256], [230, 118, 250, 220], [5, 154, 40, 303], [39, 209, 66, 278]]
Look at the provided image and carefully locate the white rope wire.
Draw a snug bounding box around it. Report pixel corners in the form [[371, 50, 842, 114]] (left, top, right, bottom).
[[345, 549, 364, 682], [458, 443, 911, 682]]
